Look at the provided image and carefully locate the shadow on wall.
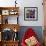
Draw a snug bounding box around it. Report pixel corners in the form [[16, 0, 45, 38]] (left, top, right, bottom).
[[18, 26, 44, 44]]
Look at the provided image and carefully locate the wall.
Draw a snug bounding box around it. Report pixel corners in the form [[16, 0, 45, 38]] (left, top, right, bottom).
[[0, 0, 44, 26], [19, 0, 44, 26]]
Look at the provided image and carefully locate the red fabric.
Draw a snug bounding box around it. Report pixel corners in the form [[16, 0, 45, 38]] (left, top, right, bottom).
[[21, 28, 41, 46]]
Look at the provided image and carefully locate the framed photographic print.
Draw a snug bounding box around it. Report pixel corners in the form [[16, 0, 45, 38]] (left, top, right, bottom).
[[8, 16, 18, 24], [24, 7, 38, 21], [2, 16, 8, 24], [1, 28, 13, 41], [2, 10, 9, 15], [9, 9, 18, 15], [9, 10, 15, 15]]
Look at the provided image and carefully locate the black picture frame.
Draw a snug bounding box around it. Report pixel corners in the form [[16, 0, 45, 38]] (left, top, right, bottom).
[[24, 7, 38, 21]]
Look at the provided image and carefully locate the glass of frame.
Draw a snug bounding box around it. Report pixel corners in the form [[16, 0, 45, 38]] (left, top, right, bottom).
[[8, 16, 18, 24], [1, 28, 18, 41], [2, 16, 18, 24], [2, 10, 9, 15], [24, 7, 38, 21]]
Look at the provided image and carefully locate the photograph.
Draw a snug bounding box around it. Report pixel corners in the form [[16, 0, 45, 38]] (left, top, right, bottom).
[[24, 7, 38, 21]]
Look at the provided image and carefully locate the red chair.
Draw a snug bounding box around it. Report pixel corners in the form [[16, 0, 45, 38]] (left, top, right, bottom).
[[21, 28, 41, 46]]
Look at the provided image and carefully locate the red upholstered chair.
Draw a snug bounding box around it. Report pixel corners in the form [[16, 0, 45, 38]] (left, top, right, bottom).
[[21, 28, 41, 46]]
